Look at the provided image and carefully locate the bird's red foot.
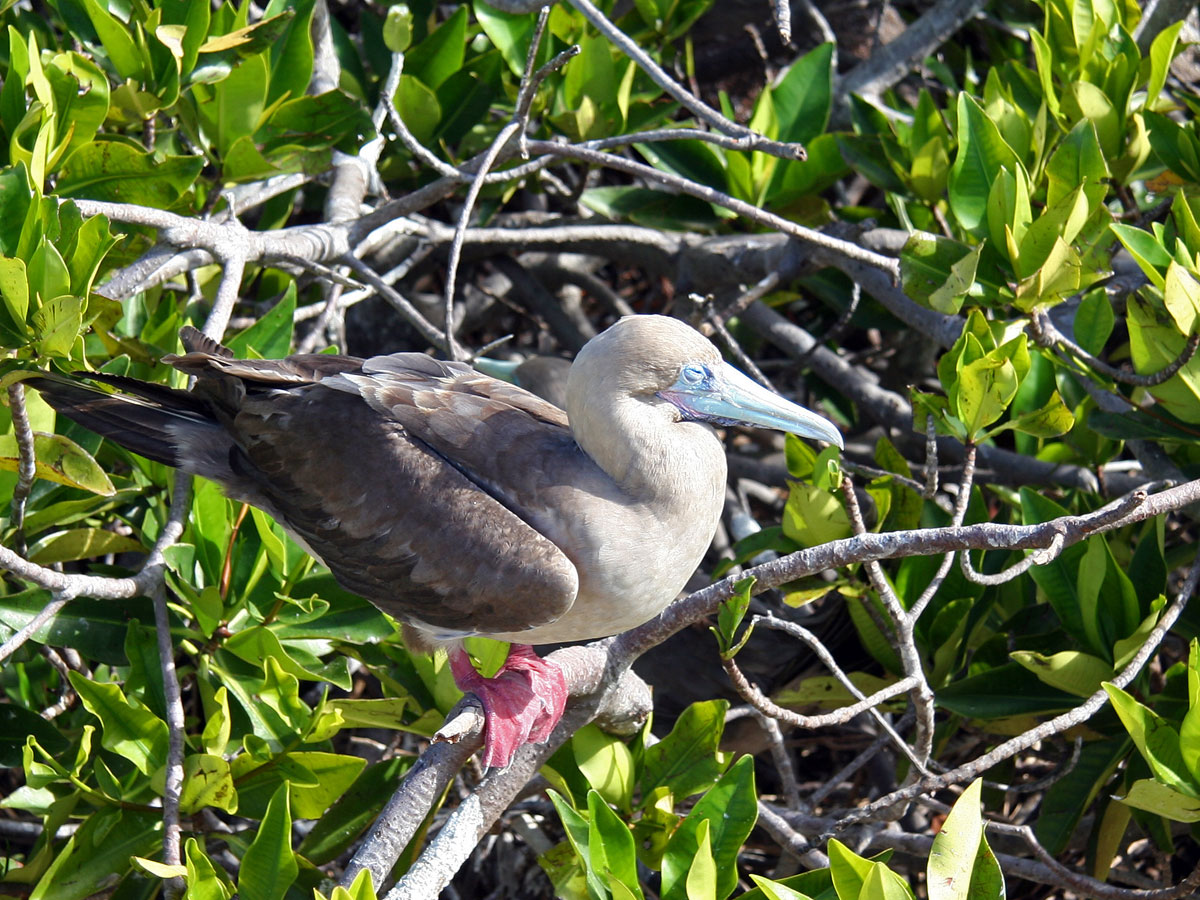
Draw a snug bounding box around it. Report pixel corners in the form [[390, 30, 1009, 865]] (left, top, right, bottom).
[[449, 644, 568, 768]]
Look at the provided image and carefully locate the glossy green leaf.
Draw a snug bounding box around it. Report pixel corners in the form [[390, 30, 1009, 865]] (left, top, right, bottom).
[[0, 256, 29, 334], [772, 43, 833, 146], [782, 483, 851, 546], [993, 390, 1075, 437], [587, 790, 643, 899], [238, 783, 297, 900], [0, 705, 70, 767], [79, 0, 145, 80], [1010, 649, 1111, 698], [68, 673, 169, 776], [661, 756, 756, 900], [1110, 223, 1170, 289], [405, 4, 467, 89], [574, 724, 634, 812], [0, 431, 113, 495], [1118, 778, 1200, 823], [1074, 288, 1114, 356], [29, 808, 161, 900], [224, 285, 295, 358], [185, 838, 234, 900], [937, 661, 1079, 718], [639, 699, 728, 800], [177, 753, 237, 813], [27, 527, 143, 564], [928, 779, 1003, 900], [949, 93, 1021, 236], [547, 789, 611, 900], [57, 143, 205, 207], [235, 751, 365, 820], [1103, 682, 1196, 794]]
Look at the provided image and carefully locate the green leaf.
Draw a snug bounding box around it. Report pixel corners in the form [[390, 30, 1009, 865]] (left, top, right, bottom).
[[259, 91, 375, 156], [900, 234, 981, 315], [1145, 111, 1200, 183], [573, 724, 634, 812], [32, 295, 83, 358], [1103, 682, 1196, 794], [27, 527, 144, 564], [640, 700, 728, 800], [1010, 650, 1112, 698], [991, 391, 1074, 438], [29, 808, 161, 900], [1146, 21, 1185, 111], [0, 592, 155, 665], [80, 0, 146, 80], [661, 756, 757, 900], [264, 0, 315, 105], [62, 210, 117, 297], [1118, 778, 1200, 823], [772, 43, 833, 146], [744, 876, 817, 900], [683, 820, 717, 900], [193, 51, 269, 158], [782, 483, 851, 546], [0, 256, 29, 334], [0, 431, 113, 495], [186, 837, 234, 900], [475, 2, 541, 76], [28, 239, 70, 304], [406, 5, 467, 89], [1110, 223, 1170, 289], [58, 143, 204, 206], [1074, 288, 1114, 356], [68, 673, 169, 775], [949, 93, 1021, 236], [394, 74, 441, 146], [1164, 262, 1200, 335], [238, 783, 297, 900], [1035, 737, 1130, 854], [712, 576, 754, 658], [987, 165, 1031, 258], [937, 662, 1079, 718], [1046, 118, 1109, 210], [954, 352, 1018, 439], [1064, 81, 1120, 157], [547, 789, 611, 900], [177, 753, 237, 813], [383, 5, 414, 53], [224, 285, 295, 358], [235, 751, 366, 820], [929, 779, 1004, 900], [587, 791, 643, 899], [0, 705, 70, 767]]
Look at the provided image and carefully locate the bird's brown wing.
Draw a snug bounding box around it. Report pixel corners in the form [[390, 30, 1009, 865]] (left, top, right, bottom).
[[171, 350, 580, 638], [336, 355, 606, 534]]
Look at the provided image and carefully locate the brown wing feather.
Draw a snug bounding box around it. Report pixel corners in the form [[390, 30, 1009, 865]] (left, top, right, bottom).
[[166, 350, 580, 637]]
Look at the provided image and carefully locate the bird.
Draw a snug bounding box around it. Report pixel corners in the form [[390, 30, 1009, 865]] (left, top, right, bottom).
[[30, 315, 843, 767], [473, 355, 572, 410]]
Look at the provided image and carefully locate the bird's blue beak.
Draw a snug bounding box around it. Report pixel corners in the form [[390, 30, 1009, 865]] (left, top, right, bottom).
[[660, 361, 844, 449]]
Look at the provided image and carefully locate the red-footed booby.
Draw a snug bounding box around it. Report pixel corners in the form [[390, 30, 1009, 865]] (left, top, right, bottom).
[[33, 315, 842, 767]]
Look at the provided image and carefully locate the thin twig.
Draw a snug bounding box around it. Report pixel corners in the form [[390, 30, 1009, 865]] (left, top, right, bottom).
[[907, 442, 975, 622], [7, 384, 37, 555]]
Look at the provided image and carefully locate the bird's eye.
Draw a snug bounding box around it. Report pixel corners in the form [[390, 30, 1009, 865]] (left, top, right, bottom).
[[680, 364, 707, 385]]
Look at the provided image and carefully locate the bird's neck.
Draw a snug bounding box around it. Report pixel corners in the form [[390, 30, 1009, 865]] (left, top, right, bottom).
[[573, 397, 728, 510]]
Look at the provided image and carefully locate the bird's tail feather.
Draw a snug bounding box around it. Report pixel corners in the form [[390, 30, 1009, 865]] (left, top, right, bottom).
[[28, 372, 214, 468]]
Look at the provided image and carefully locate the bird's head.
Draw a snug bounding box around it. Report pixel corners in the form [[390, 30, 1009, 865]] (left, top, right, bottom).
[[568, 315, 843, 449]]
